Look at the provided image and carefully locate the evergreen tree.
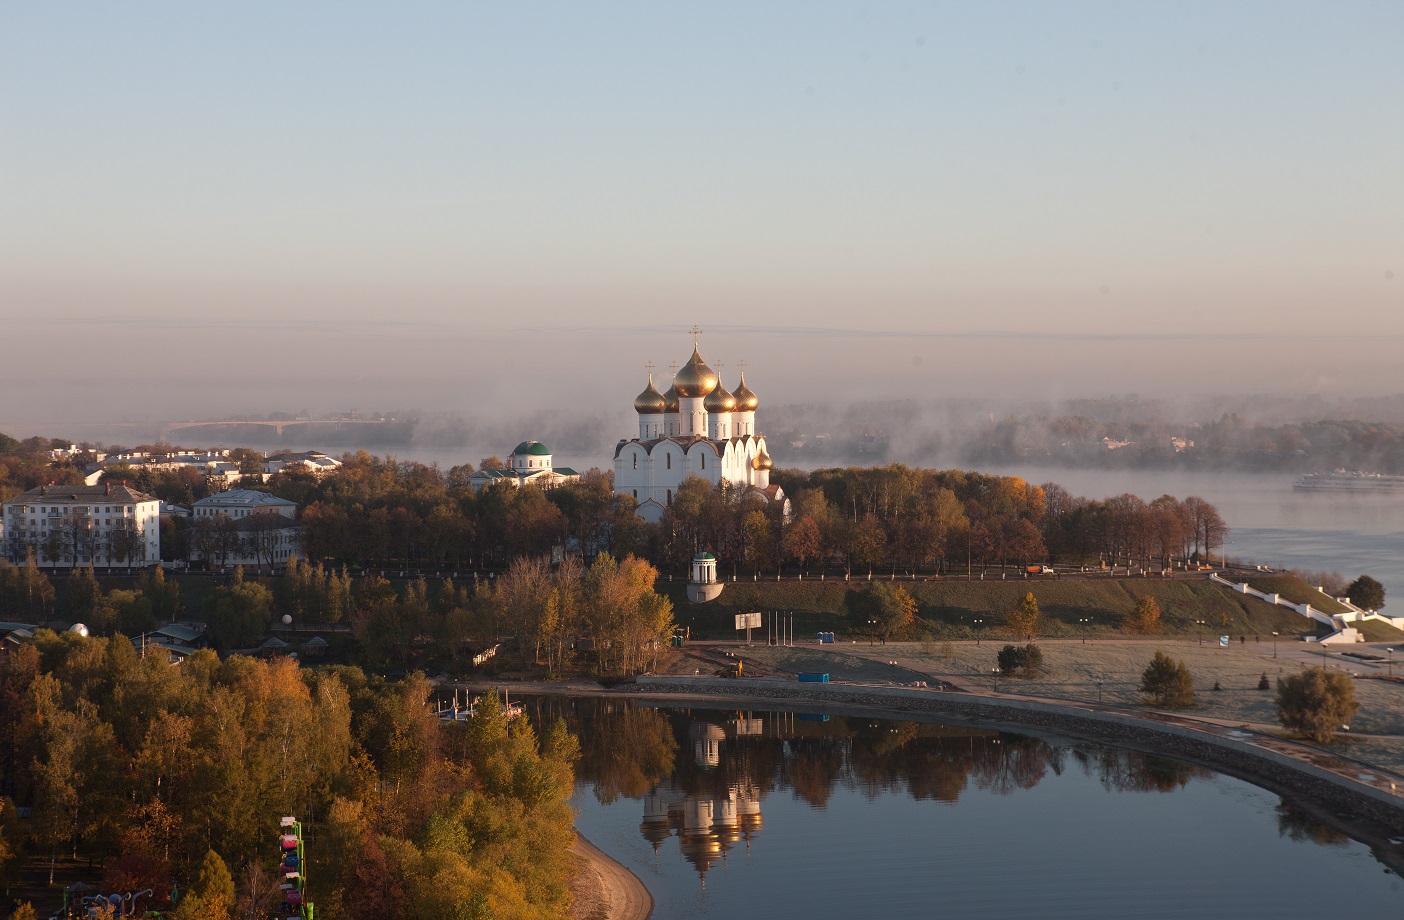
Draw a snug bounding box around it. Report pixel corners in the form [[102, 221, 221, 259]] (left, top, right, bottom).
[[1140, 651, 1195, 707]]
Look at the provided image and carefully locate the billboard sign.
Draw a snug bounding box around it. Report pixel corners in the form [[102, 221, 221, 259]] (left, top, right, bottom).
[[735, 612, 762, 630]]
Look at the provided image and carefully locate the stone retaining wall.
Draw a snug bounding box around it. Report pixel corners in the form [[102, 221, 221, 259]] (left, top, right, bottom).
[[635, 677, 1404, 832]]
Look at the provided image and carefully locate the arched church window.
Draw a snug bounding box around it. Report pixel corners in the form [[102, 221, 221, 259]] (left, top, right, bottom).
[[667, 489, 672, 503], [701, 453, 705, 469], [633, 454, 637, 470], [666, 454, 671, 470]]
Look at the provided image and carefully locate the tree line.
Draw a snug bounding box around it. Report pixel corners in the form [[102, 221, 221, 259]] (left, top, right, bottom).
[[0, 634, 580, 919]]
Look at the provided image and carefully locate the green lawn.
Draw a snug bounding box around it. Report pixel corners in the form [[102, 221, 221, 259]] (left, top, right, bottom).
[[669, 574, 1333, 642]]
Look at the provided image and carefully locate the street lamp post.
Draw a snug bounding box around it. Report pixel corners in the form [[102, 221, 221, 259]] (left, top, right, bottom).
[[1078, 616, 1091, 643], [992, 666, 1001, 693], [974, 617, 984, 646], [1096, 677, 1104, 704], [1272, 631, 1278, 659], [1388, 648, 1394, 679], [1195, 619, 1207, 646]]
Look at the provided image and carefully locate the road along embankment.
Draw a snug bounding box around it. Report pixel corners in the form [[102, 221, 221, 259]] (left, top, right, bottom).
[[630, 676, 1404, 839]]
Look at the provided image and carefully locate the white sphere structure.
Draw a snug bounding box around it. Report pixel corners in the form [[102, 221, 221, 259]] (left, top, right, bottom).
[[282, 614, 293, 625], [68, 623, 89, 637]]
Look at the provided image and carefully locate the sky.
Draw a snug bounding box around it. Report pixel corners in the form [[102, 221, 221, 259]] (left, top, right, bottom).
[[1, 1, 1401, 437]]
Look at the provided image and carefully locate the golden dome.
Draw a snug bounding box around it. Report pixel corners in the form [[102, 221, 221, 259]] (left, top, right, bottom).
[[751, 449, 772, 471], [663, 383, 679, 413], [733, 373, 759, 411], [673, 346, 718, 398], [634, 376, 666, 414], [703, 378, 736, 413]]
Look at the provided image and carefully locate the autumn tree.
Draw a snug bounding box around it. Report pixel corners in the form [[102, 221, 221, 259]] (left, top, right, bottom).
[[1006, 591, 1041, 639], [1140, 652, 1195, 708], [583, 554, 674, 675], [1126, 595, 1162, 634], [782, 514, 822, 571], [1277, 669, 1359, 743], [854, 583, 917, 643], [175, 849, 235, 920]]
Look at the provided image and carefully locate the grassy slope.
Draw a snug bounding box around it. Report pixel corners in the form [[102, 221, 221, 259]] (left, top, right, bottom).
[[1243, 575, 1351, 614], [666, 574, 1355, 642]]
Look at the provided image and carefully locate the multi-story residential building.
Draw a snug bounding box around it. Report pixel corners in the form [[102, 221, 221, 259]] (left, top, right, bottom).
[[2, 483, 160, 567], [189, 489, 300, 570]]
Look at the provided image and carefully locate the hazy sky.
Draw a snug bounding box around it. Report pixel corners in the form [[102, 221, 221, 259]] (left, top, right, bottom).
[[2, 1, 1401, 433]]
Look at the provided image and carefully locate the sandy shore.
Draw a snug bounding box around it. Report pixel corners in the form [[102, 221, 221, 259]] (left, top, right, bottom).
[[570, 833, 653, 920]]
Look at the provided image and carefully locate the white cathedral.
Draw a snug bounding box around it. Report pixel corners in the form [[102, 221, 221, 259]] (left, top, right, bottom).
[[614, 343, 788, 523]]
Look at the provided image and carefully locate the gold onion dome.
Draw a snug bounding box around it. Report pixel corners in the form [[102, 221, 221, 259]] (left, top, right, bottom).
[[673, 346, 719, 398], [663, 383, 680, 413], [733, 373, 759, 411], [704, 378, 737, 413], [634, 376, 666, 414], [751, 449, 772, 471]]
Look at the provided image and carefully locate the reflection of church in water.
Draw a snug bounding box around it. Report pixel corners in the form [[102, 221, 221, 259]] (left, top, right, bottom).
[[637, 719, 771, 884]]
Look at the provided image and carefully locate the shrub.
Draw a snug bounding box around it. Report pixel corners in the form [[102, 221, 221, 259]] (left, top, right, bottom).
[[1140, 651, 1195, 707], [1258, 672, 1271, 690], [996, 643, 1044, 678], [1277, 669, 1359, 743]]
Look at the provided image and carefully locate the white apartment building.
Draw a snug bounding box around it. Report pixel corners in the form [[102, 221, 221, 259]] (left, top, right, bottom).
[[192, 490, 298, 520], [2, 483, 160, 567]]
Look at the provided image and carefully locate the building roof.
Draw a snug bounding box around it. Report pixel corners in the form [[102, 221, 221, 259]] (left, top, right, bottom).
[[5, 483, 157, 504], [152, 623, 206, 644], [193, 490, 297, 509], [513, 440, 551, 456], [470, 469, 520, 481]]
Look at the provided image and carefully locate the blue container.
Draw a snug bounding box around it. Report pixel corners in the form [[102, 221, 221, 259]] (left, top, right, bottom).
[[797, 672, 830, 683]]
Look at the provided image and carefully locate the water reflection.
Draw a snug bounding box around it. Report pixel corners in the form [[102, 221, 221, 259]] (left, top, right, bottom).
[[526, 698, 1281, 888], [544, 698, 1404, 917]]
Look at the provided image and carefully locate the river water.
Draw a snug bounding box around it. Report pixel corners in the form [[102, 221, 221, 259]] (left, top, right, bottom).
[[549, 698, 1402, 919]]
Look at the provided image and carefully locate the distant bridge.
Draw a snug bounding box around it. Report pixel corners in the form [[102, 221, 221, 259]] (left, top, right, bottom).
[[158, 417, 393, 440]]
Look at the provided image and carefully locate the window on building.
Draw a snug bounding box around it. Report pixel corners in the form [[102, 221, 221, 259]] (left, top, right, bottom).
[[632, 454, 637, 470], [701, 453, 705, 469], [666, 489, 672, 503], [666, 454, 671, 470]]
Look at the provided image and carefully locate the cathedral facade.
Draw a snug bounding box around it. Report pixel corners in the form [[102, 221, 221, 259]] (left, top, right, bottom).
[[614, 344, 786, 523]]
